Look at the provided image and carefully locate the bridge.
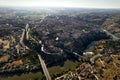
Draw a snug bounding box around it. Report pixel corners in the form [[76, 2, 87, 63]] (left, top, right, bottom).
[[38, 54, 51, 80]]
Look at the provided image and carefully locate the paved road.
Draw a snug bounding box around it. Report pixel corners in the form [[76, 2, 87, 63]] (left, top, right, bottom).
[[38, 54, 51, 80], [20, 24, 51, 80], [90, 54, 102, 64], [102, 29, 120, 40]]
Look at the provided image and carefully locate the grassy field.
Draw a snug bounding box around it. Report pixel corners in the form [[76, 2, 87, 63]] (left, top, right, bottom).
[[0, 72, 43, 80], [48, 60, 79, 74], [0, 60, 79, 80]]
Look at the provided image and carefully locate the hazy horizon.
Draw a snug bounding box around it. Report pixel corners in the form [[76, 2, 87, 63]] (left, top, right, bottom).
[[0, 0, 120, 9]]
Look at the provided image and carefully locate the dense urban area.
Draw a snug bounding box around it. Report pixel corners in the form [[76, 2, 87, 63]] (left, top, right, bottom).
[[0, 7, 120, 80]]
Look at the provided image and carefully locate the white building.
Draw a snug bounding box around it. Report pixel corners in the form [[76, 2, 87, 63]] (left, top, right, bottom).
[[83, 52, 94, 56]]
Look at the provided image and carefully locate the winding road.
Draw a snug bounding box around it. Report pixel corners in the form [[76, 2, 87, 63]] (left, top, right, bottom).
[[102, 29, 120, 40]]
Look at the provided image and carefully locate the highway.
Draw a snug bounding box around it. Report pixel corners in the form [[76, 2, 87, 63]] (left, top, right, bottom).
[[38, 54, 51, 80]]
